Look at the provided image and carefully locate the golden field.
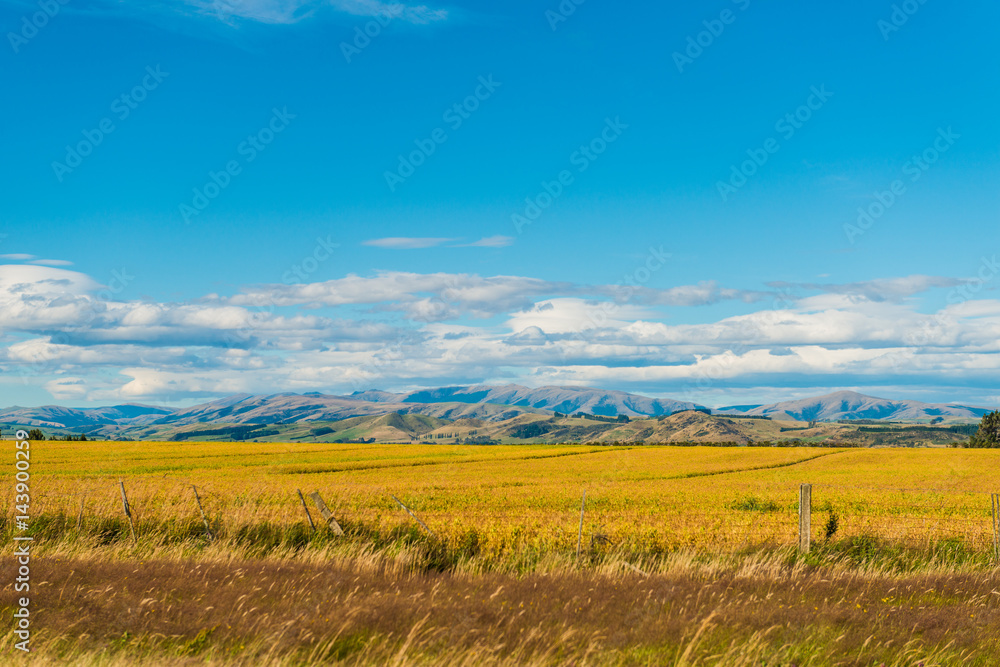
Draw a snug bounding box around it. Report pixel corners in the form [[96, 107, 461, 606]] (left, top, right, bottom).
[[12, 440, 1000, 560], [4, 441, 1000, 665]]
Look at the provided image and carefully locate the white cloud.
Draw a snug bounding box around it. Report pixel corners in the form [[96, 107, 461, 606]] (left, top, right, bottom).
[[80, 0, 448, 27], [363, 237, 458, 249], [504, 326, 549, 346], [28, 259, 74, 267], [629, 280, 771, 307], [45, 377, 88, 401], [768, 275, 965, 301], [0, 265, 98, 296], [2, 264, 998, 406], [363, 236, 514, 250], [229, 272, 772, 319], [458, 235, 515, 248], [329, 0, 447, 24], [230, 271, 574, 316], [505, 298, 656, 335]]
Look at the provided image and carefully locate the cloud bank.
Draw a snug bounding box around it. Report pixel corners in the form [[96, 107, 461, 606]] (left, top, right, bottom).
[[1, 263, 997, 407]]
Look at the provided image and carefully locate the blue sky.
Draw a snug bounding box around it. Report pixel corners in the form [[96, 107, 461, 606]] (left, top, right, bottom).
[[1, 0, 998, 409]]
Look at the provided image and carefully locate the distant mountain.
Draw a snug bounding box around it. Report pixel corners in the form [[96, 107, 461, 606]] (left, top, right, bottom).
[[716, 404, 763, 413], [0, 404, 172, 429], [1, 388, 991, 440], [718, 390, 990, 422], [148, 392, 544, 427], [347, 384, 703, 418]]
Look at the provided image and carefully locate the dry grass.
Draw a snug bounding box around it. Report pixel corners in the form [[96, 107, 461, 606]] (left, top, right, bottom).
[[2, 545, 999, 665]]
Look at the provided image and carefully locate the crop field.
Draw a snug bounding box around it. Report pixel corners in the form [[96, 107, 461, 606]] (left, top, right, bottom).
[[15, 440, 1000, 557], [4, 440, 1000, 664]]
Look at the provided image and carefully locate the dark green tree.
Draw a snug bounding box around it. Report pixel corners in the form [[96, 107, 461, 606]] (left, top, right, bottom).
[[27, 428, 45, 441], [968, 410, 1000, 448]]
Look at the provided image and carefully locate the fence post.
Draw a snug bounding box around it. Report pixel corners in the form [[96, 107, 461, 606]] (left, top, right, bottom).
[[192, 485, 213, 540], [577, 490, 587, 561], [798, 483, 812, 554], [297, 489, 316, 533], [309, 491, 345, 536], [992, 493, 999, 564], [391, 495, 434, 538], [119, 480, 136, 543]]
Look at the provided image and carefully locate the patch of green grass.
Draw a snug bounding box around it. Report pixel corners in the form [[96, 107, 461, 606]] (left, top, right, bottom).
[[729, 496, 781, 512]]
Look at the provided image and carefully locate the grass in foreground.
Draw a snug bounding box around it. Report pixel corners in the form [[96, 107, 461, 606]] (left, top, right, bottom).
[[2, 542, 999, 665]]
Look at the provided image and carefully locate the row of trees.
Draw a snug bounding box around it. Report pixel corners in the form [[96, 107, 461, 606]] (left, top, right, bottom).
[[17, 429, 88, 441]]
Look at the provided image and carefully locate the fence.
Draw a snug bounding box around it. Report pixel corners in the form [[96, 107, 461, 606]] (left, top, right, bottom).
[[10, 480, 1000, 563]]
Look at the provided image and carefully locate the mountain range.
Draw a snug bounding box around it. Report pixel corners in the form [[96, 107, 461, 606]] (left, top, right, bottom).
[[715, 390, 990, 422], [0, 385, 991, 440]]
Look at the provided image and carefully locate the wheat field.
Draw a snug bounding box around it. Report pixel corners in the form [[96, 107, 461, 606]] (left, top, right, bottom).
[[3, 440, 1000, 664], [15, 441, 1000, 559]]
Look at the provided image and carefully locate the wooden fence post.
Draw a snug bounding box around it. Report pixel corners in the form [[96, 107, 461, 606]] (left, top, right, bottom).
[[308, 491, 345, 535], [192, 485, 213, 540], [297, 489, 316, 533], [992, 493, 999, 564], [798, 483, 812, 554], [76, 495, 86, 532], [391, 495, 435, 538], [119, 480, 136, 543], [577, 490, 587, 561]]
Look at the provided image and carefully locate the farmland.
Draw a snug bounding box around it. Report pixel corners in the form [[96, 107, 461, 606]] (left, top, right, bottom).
[[4, 440, 1000, 664]]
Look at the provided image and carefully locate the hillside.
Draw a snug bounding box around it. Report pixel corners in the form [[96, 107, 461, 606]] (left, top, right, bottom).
[[147, 393, 541, 427], [0, 403, 171, 429], [346, 384, 703, 417], [0, 387, 991, 443], [720, 390, 990, 422]]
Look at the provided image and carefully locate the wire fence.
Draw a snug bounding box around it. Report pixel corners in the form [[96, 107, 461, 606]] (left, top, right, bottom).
[[7, 480, 1000, 559]]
